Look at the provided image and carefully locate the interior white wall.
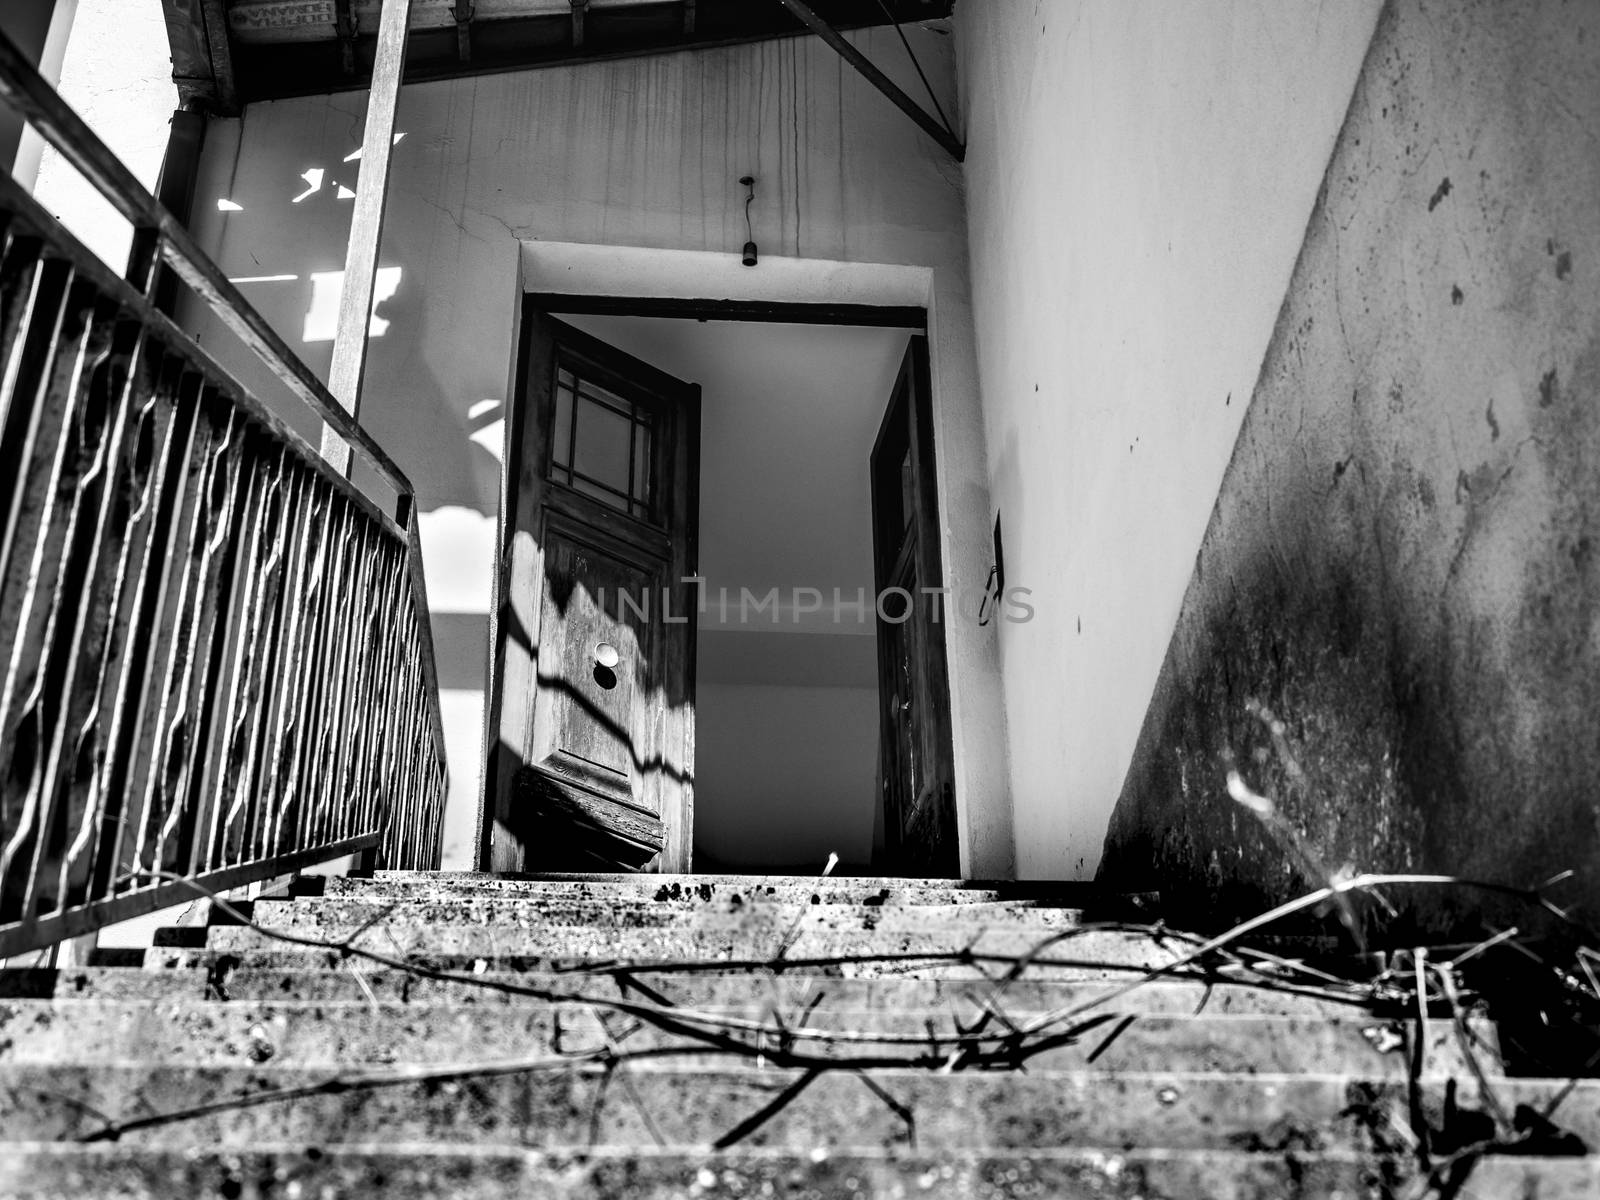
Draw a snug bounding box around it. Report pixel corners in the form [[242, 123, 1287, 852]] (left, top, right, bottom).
[[182, 29, 1012, 875], [29, 0, 170, 268], [694, 684, 879, 870], [954, 0, 1384, 879]]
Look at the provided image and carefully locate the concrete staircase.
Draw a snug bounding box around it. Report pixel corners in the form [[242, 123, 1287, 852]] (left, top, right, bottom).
[[0, 871, 1593, 1197]]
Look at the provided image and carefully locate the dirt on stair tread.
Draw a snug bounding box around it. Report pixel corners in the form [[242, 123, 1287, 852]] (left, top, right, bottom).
[[0, 998, 1497, 1078], [0, 965, 1382, 1018], [0, 1143, 1484, 1200], [0, 1063, 1564, 1150]]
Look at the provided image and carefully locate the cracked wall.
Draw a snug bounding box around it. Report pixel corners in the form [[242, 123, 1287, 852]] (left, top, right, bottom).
[[1099, 0, 1600, 926]]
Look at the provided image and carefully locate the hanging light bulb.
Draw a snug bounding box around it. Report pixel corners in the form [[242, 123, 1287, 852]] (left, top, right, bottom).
[[740, 175, 758, 267]]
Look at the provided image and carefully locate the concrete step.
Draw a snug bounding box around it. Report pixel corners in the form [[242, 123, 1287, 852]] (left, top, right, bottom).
[[195, 918, 1191, 972], [0, 999, 1496, 1077], [0, 966, 1381, 1018], [369, 870, 1123, 892], [326, 872, 1160, 912], [248, 895, 1096, 934], [0, 1144, 1433, 1200], [0, 1064, 1563, 1150]]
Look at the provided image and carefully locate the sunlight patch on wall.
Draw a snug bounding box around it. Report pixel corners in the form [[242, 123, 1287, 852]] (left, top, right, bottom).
[[291, 167, 325, 203], [418, 504, 496, 614], [344, 132, 406, 162], [302, 266, 402, 342], [216, 198, 243, 211], [438, 687, 485, 872], [467, 398, 504, 462]]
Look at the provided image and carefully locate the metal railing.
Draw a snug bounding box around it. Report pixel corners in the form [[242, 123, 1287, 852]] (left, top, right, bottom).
[[0, 33, 447, 956]]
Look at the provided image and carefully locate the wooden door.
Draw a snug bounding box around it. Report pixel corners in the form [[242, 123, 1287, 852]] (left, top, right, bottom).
[[870, 335, 958, 876], [485, 313, 699, 873]]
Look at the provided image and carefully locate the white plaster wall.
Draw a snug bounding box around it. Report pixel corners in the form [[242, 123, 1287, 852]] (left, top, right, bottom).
[[184, 26, 1012, 875], [694, 683, 879, 870], [954, 1, 1383, 877], [30, 0, 171, 268]]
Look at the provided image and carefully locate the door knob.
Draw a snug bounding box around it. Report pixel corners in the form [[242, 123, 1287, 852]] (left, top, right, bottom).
[[594, 641, 620, 669]]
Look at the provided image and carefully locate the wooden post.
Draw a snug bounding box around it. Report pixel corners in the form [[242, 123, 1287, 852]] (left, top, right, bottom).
[[319, 0, 411, 475], [126, 104, 208, 310]]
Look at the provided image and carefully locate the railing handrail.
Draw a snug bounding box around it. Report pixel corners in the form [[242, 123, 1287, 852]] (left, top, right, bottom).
[[0, 29, 417, 506], [0, 24, 447, 834], [0, 170, 408, 545]]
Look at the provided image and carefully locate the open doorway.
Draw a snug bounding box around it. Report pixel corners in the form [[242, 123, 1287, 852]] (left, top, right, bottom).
[[482, 299, 954, 876]]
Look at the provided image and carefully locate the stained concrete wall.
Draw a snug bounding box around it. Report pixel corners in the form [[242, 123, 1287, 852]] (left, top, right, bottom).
[[953, 0, 1384, 878], [1100, 0, 1600, 926], [182, 27, 1011, 874]]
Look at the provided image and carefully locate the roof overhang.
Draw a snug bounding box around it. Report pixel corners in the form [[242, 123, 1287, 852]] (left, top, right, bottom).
[[163, 0, 956, 114]]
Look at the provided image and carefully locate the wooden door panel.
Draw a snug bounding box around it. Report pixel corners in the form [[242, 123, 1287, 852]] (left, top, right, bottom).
[[870, 335, 957, 876], [531, 519, 664, 803], [486, 312, 698, 874]]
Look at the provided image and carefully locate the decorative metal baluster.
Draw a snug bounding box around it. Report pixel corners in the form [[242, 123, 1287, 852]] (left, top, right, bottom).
[[263, 477, 327, 857], [331, 520, 378, 844], [387, 604, 425, 866], [220, 448, 297, 871], [353, 548, 402, 846], [369, 540, 402, 845], [35, 316, 149, 916], [89, 350, 187, 901], [0, 256, 77, 685], [0, 233, 46, 446], [317, 514, 369, 846], [153, 401, 249, 882], [292, 493, 354, 852], [248, 464, 314, 863], [0, 275, 106, 922], [54, 323, 153, 909], [195, 427, 268, 876], [118, 369, 214, 886]]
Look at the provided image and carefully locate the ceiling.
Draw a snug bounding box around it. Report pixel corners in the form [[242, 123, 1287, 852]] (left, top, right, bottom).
[[163, 0, 955, 113]]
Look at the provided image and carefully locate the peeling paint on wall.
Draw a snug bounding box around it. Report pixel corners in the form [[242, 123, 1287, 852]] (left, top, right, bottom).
[[1101, 0, 1600, 929]]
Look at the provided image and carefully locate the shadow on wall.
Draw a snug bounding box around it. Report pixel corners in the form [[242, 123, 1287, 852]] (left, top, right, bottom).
[[1098, 0, 1600, 934]]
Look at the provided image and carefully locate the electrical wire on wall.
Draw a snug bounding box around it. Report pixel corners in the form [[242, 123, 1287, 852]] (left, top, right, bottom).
[[740, 175, 758, 265]]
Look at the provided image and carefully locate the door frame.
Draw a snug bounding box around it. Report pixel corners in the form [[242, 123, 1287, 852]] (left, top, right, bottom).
[[476, 242, 1011, 878], [478, 293, 928, 872]]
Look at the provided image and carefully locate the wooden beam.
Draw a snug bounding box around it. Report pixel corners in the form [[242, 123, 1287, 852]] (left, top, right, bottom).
[[319, 0, 411, 474], [570, 0, 588, 48], [198, 0, 237, 112], [125, 104, 208, 311], [773, 0, 963, 161]]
